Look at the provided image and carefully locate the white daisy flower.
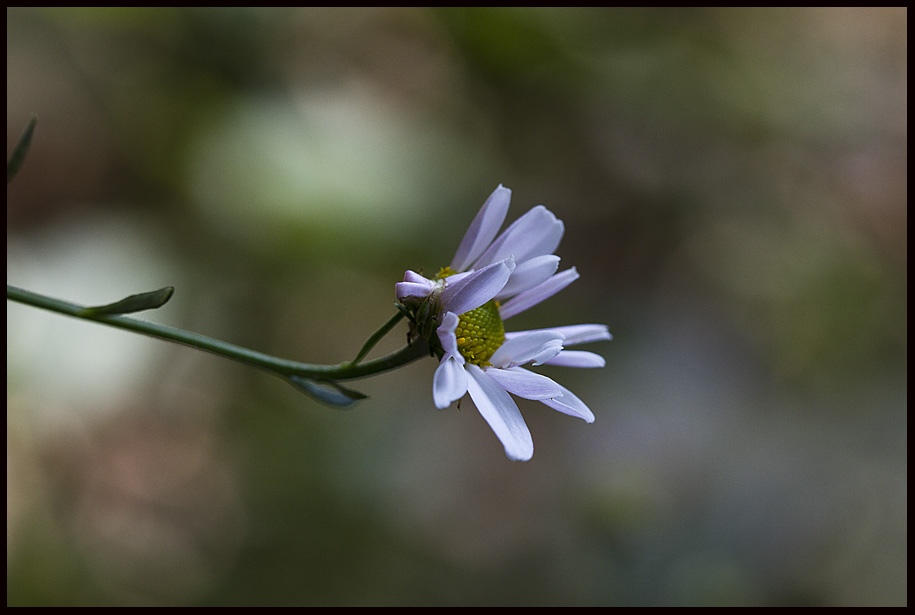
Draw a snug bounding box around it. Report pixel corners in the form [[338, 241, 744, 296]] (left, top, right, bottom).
[[396, 185, 610, 461]]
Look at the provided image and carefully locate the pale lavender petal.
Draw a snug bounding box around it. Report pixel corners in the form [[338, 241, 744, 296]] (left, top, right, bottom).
[[395, 282, 430, 301], [495, 254, 560, 300], [490, 330, 564, 368], [436, 311, 463, 358], [484, 366, 562, 400], [506, 324, 612, 346], [465, 364, 534, 461], [440, 257, 515, 316], [395, 283, 433, 302], [474, 206, 564, 269], [543, 350, 606, 368], [498, 267, 579, 320], [395, 270, 434, 301], [540, 383, 595, 423], [433, 355, 468, 409], [450, 185, 511, 272], [403, 270, 431, 284], [529, 340, 565, 365], [443, 271, 473, 285]]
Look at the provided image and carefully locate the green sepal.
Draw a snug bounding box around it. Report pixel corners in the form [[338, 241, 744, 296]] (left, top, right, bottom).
[[286, 375, 368, 408], [394, 301, 414, 322], [8, 114, 37, 185], [79, 286, 175, 316]]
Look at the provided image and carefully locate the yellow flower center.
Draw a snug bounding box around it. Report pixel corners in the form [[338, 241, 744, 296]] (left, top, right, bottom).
[[434, 266, 457, 280], [454, 300, 505, 366], [431, 266, 506, 365]]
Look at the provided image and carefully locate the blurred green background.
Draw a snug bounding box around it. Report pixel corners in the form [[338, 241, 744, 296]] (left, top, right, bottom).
[[7, 7, 906, 606]]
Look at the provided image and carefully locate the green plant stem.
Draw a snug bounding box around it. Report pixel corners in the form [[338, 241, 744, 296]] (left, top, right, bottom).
[[7, 284, 427, 381], [350, 310, 405, 365]]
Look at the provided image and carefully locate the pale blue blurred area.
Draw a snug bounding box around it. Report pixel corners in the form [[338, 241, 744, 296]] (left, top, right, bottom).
[[7, 7, 906, 606]]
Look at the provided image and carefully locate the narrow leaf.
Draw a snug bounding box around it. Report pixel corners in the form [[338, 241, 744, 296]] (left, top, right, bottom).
[[80, 286, 175, 316], [287, 376, 368, 408], [8, 114, 37, 184]]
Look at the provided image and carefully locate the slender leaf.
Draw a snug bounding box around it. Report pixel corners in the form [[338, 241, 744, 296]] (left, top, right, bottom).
[[7, 114, 37, 184], [287, 375, 368, 407], [79, 286, 175, 316]]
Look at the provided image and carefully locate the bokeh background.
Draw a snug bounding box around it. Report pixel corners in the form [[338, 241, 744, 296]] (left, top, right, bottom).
[[7, 7, 906, 606]]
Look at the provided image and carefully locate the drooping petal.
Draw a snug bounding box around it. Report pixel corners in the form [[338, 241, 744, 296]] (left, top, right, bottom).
[[543, 350, 606, 368], [436, 311, 462, 357], [474, 205, 564, 270], [433, 355, 468, 409], [403, 270, 431, 284], [540, 383, 595, 423], [498, 267, 579, 320], [495, 254, 560, 301], [440, 257, 515, 316], [442, 271, 472, 285], [484, 366, 562, 400], [489, 330, 564, 368], [465, 364, 534, 461], [506, 324, 612, 346], [395, 270, 435, 302], [450, 185, 511, 272]]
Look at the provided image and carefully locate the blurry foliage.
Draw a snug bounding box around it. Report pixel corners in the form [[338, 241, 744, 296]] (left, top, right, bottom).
[[7, 7, 906, 606]]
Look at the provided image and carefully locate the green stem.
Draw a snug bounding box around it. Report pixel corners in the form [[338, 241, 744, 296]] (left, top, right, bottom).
[[350, 310, 404, 365], [7, 284, 427, 382]]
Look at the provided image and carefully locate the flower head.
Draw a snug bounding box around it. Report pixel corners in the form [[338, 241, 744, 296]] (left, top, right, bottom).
[[397, 185, 610, 461]]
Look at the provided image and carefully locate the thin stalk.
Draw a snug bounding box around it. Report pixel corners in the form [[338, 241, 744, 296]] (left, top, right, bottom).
[[350, 310, 405, 365], [7, 284, 427, 382]]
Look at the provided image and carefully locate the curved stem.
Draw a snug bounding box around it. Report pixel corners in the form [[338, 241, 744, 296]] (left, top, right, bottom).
[[7, 284, 427, 382], [350, 310, 405, 365]]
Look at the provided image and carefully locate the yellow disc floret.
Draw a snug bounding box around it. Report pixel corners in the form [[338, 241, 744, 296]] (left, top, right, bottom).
[[434, 266, 457, 280], [455, 300, 505, 366]]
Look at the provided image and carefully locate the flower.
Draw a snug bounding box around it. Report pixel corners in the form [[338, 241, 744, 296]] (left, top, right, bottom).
[[396, 185, 610, 461]]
